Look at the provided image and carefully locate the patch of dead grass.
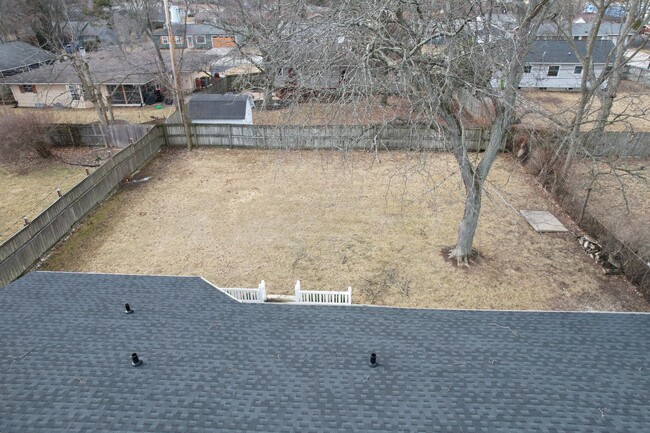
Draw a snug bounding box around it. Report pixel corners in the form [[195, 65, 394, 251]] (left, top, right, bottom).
[[565, 158, 649, 260], [41, 149, 649, 311], [9, 105, 175, 125], [0, 147, 114, 242], [518, 84, 650, 131]]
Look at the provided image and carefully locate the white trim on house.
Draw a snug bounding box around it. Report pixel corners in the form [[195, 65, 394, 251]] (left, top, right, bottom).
[[521, 63, 608, 89]]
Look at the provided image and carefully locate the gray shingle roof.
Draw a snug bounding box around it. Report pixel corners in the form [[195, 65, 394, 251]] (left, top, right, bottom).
[[1, 271, 649, 432], [0, 42, 56, 76], [527, 40, 615, 64], [0, 49, 217, 85], [536, 22, 630, 39], [188, 94, 251, 120]]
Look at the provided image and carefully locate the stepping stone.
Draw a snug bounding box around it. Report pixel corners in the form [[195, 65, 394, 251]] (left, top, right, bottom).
[[520, 210, 568, 233]]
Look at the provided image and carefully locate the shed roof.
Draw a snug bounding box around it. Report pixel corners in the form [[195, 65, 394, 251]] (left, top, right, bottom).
[[188, 94, 251, 120], [0, 41, 56, 75], [1, 271, 649, 432], [527, 40, 615, 64]]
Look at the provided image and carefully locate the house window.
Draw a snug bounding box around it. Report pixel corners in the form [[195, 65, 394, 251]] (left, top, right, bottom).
[[174, 36, 183, 44], [574, 65, 583, 74], [107, 84, 144, 105], [547, 66, 560, 76], [68, 85, 81, 100], [161, 36, 168, 45], [523, 65, 532, 73], [196, 35, 206, 44], [20, 84, 37, 93], [338, 66, 349, 84]]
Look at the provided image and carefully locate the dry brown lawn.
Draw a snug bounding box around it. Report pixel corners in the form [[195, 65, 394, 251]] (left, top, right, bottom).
[[519, 82, 650, 131], [0, 147, 114, 243], [565, 158, 650, 260], [10, 105, 175, 125], [253, 98, 413, 126], [41, 148, 648, 311]]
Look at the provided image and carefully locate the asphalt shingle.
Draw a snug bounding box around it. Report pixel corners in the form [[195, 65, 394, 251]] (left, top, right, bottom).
[[0, 271, 648, 432], [527, 40, 615, 64], [188, 94, 250, 121], [0, 42, 56, 76]]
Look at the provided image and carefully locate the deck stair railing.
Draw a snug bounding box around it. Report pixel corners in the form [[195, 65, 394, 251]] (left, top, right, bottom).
[[294, 280, 352, 305], [220, 280, 266, 303]]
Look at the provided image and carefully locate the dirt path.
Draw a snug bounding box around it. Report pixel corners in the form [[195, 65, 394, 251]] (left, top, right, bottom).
[[41, 148, 649, 311]]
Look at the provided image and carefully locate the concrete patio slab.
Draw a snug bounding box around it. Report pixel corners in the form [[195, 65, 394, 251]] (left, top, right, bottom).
[[520, 210, 568, 233]]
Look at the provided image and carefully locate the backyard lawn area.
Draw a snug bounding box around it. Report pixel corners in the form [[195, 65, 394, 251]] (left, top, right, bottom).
[[0, 147, 114, 242], [40, 148, 649, 312], [1, 159, 84, 243]]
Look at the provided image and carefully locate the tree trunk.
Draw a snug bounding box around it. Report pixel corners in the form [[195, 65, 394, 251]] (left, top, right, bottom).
[[561, 4, 607, 176], [593, 0, 640, 135], [450, 162, 482, 265], [262, 71, 276, 110]]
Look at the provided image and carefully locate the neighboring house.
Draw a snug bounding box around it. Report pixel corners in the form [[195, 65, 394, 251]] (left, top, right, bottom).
[[62, 20, 118, 48], [154, 24, 238, 50], [0, 50, 160, 108], [1, 271, 649, 432], [537, 22, 635, 45], [0, 41, 56, 77], [188, 94, 253, 124], [0, 49, 221, 108], [520, 40, 614, 90]]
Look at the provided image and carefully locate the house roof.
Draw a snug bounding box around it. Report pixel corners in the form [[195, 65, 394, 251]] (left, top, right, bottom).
[[154, 23, 230, 36], [537, 22, 632, 39], [1, 270, 649, 432], [0, 42, 56, 75], [0, 49, 218, 85], [188, 94, 251, 120], [527, 40, 615, 64]]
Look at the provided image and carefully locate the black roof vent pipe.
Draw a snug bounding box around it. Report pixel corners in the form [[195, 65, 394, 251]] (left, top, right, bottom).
[[369, 352, 378, 368], [124, 303, 133, 314], [131, 352, 143, 367]]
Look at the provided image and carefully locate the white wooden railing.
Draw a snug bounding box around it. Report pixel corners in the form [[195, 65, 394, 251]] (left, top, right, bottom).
[[294, 280, 352, 305], [220, 280, 266, 303]]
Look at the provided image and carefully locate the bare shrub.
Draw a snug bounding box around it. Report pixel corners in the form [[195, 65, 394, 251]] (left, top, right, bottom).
[[0, 111, 55, 163], [361, 267, 412, 303]]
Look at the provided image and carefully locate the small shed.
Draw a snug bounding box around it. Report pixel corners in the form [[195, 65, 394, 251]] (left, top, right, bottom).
[[188, 94, 253, 125]]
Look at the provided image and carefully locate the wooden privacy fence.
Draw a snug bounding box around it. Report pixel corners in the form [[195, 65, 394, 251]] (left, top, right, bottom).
[[52, 123, 154, 148], [582, 132, 650, 158], [624, 66, 650, 88], [0, 127, 165, 288], [164, 123, 491, 151]]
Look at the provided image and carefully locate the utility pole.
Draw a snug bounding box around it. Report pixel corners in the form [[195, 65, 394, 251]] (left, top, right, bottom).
[[163, 0, 193, 150]]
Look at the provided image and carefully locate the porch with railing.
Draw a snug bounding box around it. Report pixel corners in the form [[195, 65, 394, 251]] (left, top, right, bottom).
[[215, 279, 352, 305]]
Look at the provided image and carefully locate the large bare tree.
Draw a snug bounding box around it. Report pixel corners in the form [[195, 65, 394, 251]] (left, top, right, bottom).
[[313, 0, 553, 264], [225, 0, 554, 264]]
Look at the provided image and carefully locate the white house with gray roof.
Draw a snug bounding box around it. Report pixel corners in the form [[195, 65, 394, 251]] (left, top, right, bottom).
[[520, 40, 614, 90]]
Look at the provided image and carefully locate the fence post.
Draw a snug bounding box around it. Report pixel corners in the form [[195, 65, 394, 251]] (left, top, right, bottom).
[[258, 280, 266, 302], [347, 286, 352, 305], [294, 280, 301, 303]]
